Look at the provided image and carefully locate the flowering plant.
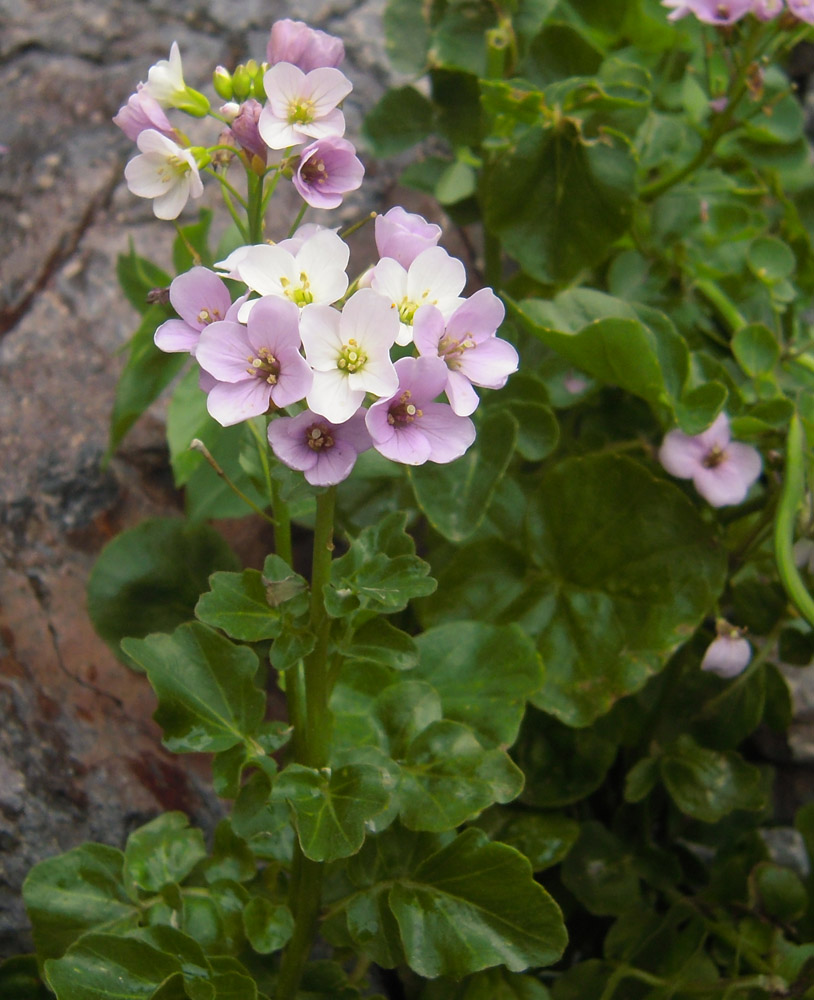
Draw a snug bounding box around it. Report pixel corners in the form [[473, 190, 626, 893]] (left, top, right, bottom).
[[12, 5, 814, 1000]]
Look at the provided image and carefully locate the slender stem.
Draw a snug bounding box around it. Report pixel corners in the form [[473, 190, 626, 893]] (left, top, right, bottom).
[[247, 171, 265, 244], [775, 414, 814, 627], [288, 202, 308, 238], [339, 211, 376, 240], [189, 439, 276, 526], [694, 279, 746, 335], [276, 486, 336, 1000], [204, 167, 249, 210]]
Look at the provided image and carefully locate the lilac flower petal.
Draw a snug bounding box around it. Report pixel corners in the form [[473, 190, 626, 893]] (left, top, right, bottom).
[[375, 207, 442, 268], [701, 635, 752, 678], [267, 413, 320, 472], [393, 355, 449, 405], [170, 267, 232, 329], [413, 304, 446, 357], [695, 412, 731, 451], [306, 438, 358, 486], [206, 378, 271, 426], [336, 409, 373, 453], [245, 296, 301, 355], [369, 416, 432, 465], [154, 318, 200, 354], [272, 356, 313, 408], [458, 336, 519, 389], [416, 403, 477, 463], [726, 441, 763, 485], [445, 370, 480, 416], [658, 430, 708, 479], [196, 321, 254, 383], [446, 288, 506, 342], [692, 462, 753, 507]]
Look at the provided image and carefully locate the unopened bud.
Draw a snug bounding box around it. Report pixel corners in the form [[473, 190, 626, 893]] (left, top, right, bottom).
[[177, 87, 210, 117], [232, 64, 251, 102], [253, 63, 268, 102], [213, 65, 234, 101]]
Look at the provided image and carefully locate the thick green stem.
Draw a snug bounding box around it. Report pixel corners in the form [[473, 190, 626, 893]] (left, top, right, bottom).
[[277, 486, 336, 1000]]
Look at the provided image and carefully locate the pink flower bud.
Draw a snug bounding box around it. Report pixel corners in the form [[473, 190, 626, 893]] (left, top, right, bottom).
[[701, 623, 751, 679], [229, 99, 267, 164], [113, 85, 175, 142], [266, 19, 345, 73], [374, 207, 442, 269]]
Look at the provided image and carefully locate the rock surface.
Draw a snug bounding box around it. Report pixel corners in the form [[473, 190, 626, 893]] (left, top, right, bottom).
[[0, 0, 405, 957]]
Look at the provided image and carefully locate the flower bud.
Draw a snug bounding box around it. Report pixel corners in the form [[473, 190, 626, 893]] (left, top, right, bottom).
[[253, 64, 268, 102], [176, 87, 211, 117], [230, 99, 267, 165], [701, 621, 751, 679], [266, 18, 344, 72], [232, 64, 252, 102], [213, 65, 233, 101]]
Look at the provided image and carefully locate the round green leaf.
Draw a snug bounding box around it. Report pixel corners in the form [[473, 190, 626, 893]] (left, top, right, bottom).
[[561, 822, 641, 917], [413, 623, 543, 748], [242, 898, 295, 954], [526, 455, 726, 726], [747, 236, 796, 282], [473, 807, 580, 872], [752, 863, 808, 922], [732, 323, 780, 377], [122, 623, 265, 754], [45, 934, 181, 1000], [87, 518, 238, 669], [124, 813, 207, 894]]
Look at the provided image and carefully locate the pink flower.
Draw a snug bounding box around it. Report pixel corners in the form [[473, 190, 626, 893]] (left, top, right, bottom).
[[375, 207, 442, 268], [228, 99, 267, 164], [370, 245, 467, 346], [658, 412, 762, 507], [701, 622, 752, 678], [113, 85, 175, 142], [266, 19, 345, 73], [300, 288, 399, 424], [123, 129, 203, 220], [365, 356, 476, 466], [412, 290, 518, 416], [789, 0, 814, 21], [195, 296, 312, 426], [267, 408, 371, 486], [661, 0, 753, 21], [753, 0, 784, 18], [293, 136, 364, 209], [154, 267, 236, 355], [258, 63, 352, 150]]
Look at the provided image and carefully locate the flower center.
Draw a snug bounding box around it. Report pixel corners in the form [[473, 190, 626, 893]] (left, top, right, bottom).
[[280, 272, 314, 307], [301, 157, 328, 185], [246, 347, 280, 385], [305, 423, 335, 451], [156, 154, 190, 185], [702, 445, 726, 469], [337, 338, 368, 374], [288, 99, 315, 125], [196, 307, 222, 325], [396, 290, 436, 326], [387, 390, 423, 426], [438, 333, 476, 370]]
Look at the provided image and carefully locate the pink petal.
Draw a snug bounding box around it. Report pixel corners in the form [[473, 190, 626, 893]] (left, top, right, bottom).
[[154, 318, 199, 354], [701, 635, 751, 678], [446, 288, 506, 342], [307, 439, 358, 486], [417, 403, 477, 463], [658, 430, 707, 479], [445, 370, 480, 416], [246, 296, 302, 355], [170, 267, 231, 329], [412, 304, 446, 357], [393, 355, 448, 405], [196, 321, 254, 383], [458, 336, 518, 389], [206, 378, 271, 426], [692, 462, 753, 507]]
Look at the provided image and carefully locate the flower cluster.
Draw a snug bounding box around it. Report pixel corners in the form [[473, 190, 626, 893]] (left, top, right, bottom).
[[662, 0, 813, 24], [154, 210, 517, 486], [114, 19, 363, 220]]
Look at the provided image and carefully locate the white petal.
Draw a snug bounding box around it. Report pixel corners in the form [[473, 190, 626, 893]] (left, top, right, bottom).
[[307, 369, 363, 423]]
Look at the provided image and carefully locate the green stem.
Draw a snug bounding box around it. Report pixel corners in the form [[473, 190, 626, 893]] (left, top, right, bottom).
[[288, 202, 308, 238], [247, 171, 265, 244], [189, 439, 275, 526], [775, 413, 814, 627], [694, 279, 746, 335], [276, 486, 336, 1000], [204, 167, 249, 210]]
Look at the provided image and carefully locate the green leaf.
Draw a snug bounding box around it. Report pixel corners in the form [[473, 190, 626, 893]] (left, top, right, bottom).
[[526, 455, 726, 726], [409, 410, 518, 542], [435, 160, 477, 206], [334, 826, 566, 977], [204, 820, 256, 885], [472, 807, 580, 872], [752, 863, 808, 922], [483, 121, 635, 284], [748, 236, 796, 283], [510, 294, 687, 413], [523, 23, 602, 87], [109, 307, 185, 455], [363, 86, 434, 156], [732, 323, 780, 377], [431, 1, 497, 76], [87, 518, 238, 669], [124, 813, 207, 894], [513, 708, 617, 807], [131, 926, 214, 1000], [396, 720, 524, 832], [23, 844, 138, 962], [184, 422, 267, 522], [0, 956, 50, 1000], [412, 623, 543, 748], [345, 618, 419, 672], [561, 822, 642, 916], [383, 0, 430, 73], [166, 365, 218, 487], [325, 511, 436, 617], [242, 898, 295, 954], [122, 622, 265, 754], [275, 763, 392, 862], [195, 555, 308, 642], [420, 967, 552, 999], [660, 734, 767, 822], [231, 772, 294, 862], [674, 381, 727, 435], [45, 933, 182, 1000], [624, 756, 660, 803], [117, 241, 171, 314]]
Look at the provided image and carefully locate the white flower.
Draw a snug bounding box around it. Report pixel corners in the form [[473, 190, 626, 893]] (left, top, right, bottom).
[[233, 228, 350, 321], [123, 129, 203, 220], [370, 246, 466, 346], [142, 42, 187, 107], [258, 63, 352, 149], [300, 288, 399, 423], [701, 623, 752, 679]]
